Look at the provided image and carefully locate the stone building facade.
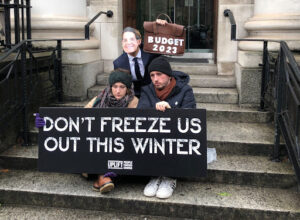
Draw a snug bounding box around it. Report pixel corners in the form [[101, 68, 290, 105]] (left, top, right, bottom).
[[29, 0, 300, 105]]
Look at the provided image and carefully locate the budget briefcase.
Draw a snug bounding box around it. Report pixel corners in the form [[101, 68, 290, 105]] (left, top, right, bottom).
[[143, 14, 186, 56]]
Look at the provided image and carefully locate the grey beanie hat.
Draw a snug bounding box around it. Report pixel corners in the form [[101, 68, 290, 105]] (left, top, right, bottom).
[[109, 70, 132, 88], [148, 56, 172, 76]]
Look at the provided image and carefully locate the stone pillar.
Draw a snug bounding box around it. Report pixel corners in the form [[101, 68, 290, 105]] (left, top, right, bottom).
[[240, 0, 300, 51], [30, 0, 104, 101], [87, 0, 123, 73], [236, 0, 300, 105]]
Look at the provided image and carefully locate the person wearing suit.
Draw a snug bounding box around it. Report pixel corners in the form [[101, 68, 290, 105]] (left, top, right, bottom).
[[113, 24, 165, 98]]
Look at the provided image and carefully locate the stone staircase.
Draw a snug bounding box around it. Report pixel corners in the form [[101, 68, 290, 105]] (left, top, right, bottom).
[[0, 61, 300, 219], [89, 61, 238, 104]]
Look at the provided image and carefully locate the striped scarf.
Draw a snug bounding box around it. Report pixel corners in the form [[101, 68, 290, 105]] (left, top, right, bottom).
[[92, 87, 134, 108]]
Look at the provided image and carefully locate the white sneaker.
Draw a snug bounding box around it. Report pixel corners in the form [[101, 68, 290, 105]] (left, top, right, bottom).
[[156, 177, 176, 199], [143, 177, 162, 197]]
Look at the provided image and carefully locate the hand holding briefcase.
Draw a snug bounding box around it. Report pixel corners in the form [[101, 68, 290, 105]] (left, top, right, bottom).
[[143, 14, 186, 56]]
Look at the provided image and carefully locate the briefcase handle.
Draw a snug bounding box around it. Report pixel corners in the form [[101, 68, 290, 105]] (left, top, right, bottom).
[[152, 14, 184, 37], [156, 13, 172, 23], [153, 13, 172, 35]]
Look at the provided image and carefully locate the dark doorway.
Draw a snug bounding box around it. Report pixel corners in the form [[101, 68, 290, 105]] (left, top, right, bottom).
[[136, 0, 215, 52], [122, 0, 216, 53]]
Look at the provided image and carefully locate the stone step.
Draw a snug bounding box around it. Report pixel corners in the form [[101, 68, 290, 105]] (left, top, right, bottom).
[[87, 85, 105, 99], [193, 88, 238, 104], [97, 73, 234, 88], [0, 169, 299, 219], [167, 52, 214, 60], [170, 62, 217, 75], [1, 140, 293, 189], [196, 103, 272, 123], [96, 72, 109, 85], [96, 64, 218, 83], [51, 102, 272, 123], [0, 204, 181, 220], [207, 121, 276, 156], [88, 85, 239, 104], [50, 100, 90, 108], [189, 75, 236, 88], [96, 64, 219, 83]]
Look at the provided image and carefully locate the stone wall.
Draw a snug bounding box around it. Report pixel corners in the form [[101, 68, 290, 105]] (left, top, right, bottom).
[[87, 0, 123, 73], [217, 0, 254, 75]]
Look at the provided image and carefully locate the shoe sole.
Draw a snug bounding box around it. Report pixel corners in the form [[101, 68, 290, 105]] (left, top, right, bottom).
[[144, 192, 156, 197], [100, 183, 114, 193], [156, 194, 172, 199]]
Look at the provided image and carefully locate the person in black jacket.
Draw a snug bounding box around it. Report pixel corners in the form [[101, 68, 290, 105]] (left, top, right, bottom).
[[137, 56, 196, 110], [138, 56, 196, 199]]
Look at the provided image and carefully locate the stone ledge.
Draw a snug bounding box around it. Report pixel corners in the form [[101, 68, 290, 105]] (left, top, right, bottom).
[[32, 38, 100, 50], [62, 49, 101, 65], [245, 19, 300, 31], [238, 39, 300, 51]]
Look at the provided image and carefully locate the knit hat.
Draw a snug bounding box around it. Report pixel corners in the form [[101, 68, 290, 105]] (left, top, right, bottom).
[[148, 56, 172, 76], [109, 70, 132, 88]]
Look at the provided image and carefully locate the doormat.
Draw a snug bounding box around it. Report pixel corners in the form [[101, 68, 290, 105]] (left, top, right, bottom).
[[166, 58, 209, 63]]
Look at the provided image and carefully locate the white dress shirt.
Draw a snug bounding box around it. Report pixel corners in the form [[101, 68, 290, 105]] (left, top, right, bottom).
[[127, 49, 145, 81]]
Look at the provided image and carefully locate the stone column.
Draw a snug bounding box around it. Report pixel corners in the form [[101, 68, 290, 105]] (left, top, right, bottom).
[[240, 0, 300, 51], [30, 0, 104, 101], [236, 0, 300, 105]]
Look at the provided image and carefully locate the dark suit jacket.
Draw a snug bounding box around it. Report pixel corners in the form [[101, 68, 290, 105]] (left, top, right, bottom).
[[113, 49, 159, 97]]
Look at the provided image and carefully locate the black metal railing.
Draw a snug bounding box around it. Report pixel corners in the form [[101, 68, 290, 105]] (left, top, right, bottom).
[[224, 9, 300, 184], [274, 42, 300, 181], [0, 0, 113, 146], [0, 0, 32, 48], [0, 41, 59, 145]]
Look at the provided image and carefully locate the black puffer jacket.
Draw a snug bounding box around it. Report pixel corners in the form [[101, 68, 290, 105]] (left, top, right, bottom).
[[137, 71, 196, 109]]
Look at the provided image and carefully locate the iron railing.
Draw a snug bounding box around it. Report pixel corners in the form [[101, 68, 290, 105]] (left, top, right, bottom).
[[0, 0, 113, 146], [274, 42, 300, 181], [224, 9, 300, 184]]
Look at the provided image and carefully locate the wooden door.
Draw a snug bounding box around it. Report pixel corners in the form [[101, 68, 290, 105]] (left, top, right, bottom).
[[213, 0, 218, 62], [123, 0, 137, 28]]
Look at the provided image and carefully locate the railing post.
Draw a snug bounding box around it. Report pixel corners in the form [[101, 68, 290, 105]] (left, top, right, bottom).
[[56, 40, 63, 102], [14, 0, 20, 44], [4, 0, 11, 48], [273, 46, 285, 161], [21, 0, 24, 40], [21, 42, 29, 146], [260, 41, 268, 111], [25, 0, 31, 42]]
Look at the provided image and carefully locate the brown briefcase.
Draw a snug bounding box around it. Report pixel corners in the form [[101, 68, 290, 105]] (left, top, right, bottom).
[[143, 14, 186, 56]]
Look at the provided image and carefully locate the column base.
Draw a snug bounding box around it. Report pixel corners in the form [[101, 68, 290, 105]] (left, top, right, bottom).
[[235, 63, 262, 105]]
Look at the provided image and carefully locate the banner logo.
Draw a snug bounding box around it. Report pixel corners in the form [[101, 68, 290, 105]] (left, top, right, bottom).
[[108, 160, 133, 170]]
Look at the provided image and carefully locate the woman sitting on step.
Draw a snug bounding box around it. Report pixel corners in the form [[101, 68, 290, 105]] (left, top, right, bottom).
[[83, 68, 138, 193]]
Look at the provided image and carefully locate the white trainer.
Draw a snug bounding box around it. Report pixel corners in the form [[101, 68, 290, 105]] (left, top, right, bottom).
[[143, 177, 162, 197], [156, 177, 176, 199]]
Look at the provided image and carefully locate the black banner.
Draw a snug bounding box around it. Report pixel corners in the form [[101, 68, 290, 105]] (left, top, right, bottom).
[[38, 107, 207, 177]]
